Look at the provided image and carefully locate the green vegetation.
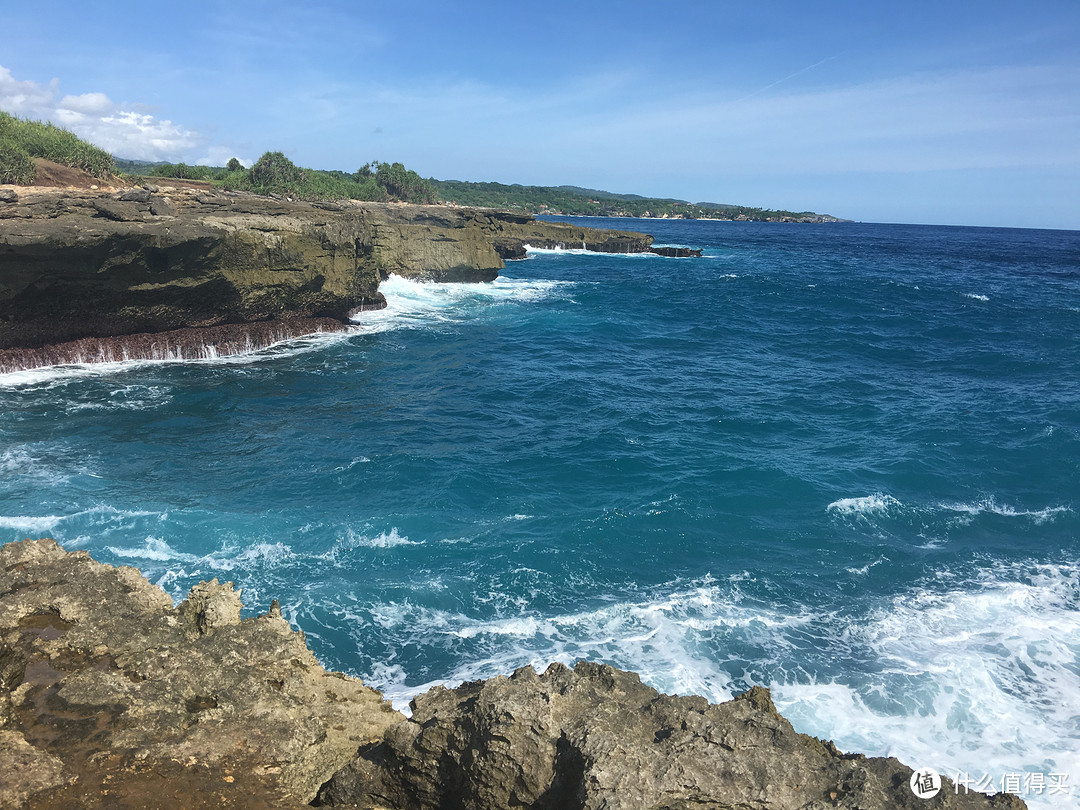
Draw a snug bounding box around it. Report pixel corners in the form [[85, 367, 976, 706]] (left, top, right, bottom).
[[431, 179, 839, 222], [0, 110, 834, 219], [0, 111, 115, 182], [0, 143, 36, 185], [143, 153, 436, 204]]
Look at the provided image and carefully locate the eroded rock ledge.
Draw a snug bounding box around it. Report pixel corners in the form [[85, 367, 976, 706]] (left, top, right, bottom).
[[0, 186, 668, 372], [0, 539, 1025, 809]]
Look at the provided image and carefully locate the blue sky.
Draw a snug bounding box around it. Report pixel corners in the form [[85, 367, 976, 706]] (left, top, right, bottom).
[[2, 1, 1078, 228]]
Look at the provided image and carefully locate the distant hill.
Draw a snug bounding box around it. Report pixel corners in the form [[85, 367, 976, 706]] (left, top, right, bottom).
[[431, 179, 844, 222]]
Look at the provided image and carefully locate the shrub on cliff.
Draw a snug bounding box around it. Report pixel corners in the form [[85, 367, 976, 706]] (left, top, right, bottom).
[[148, 162, 216, 181], [0, 111, 115, 179], [0, 143, 36, 184], [190, 150, 430, 204], [374, 160, 437, 204], [248, 151, 306, 195]]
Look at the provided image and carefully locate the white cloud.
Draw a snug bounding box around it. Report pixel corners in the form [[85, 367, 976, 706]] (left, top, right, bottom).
[[0, 65, 57, 118], [58, 91, 115, 116], [0, 64, 240, 163]]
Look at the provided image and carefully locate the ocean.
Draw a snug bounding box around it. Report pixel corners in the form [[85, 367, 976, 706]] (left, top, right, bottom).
[[2, 218, 1078, 804]]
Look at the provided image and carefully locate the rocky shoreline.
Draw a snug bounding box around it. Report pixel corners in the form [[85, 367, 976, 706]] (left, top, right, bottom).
[[0, 184, 671, 373], [0, 539, 1025, 809]]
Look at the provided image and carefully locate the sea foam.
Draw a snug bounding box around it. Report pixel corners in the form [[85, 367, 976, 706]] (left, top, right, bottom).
[[349, 273, 574, 333]]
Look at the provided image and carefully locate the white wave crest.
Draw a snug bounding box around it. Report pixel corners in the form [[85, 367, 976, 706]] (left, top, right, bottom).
[[523, 244, 654, 258], [107, 536, 296, 572], [941, 498, 1071, 525], [1, 504, 165, 543], [827, 493, 901, 515], [348, 274, 574, 334], [0, 514, 65, 533], [963, 292, 990, 301], [330, 526, 420, 553], [107, 536, 186, 563]]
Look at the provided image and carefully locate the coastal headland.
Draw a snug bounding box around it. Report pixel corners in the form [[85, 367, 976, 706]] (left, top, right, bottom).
[[0, 177, 1027, 808], [0, 181, 683, 374], [0, 539, 1026, 809]]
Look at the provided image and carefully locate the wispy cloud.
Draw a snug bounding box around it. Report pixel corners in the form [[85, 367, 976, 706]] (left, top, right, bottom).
[[535, 63, 1080, 179], [736, 55, 841, 102]]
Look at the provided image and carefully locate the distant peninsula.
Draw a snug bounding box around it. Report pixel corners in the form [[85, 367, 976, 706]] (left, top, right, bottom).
[[430, 179, 847, 223]]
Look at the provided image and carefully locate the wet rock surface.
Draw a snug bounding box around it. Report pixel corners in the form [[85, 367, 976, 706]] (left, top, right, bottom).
[[318, 662, 1026, 810], [0, 538, 401, 808], [0, 317, 350, 375]]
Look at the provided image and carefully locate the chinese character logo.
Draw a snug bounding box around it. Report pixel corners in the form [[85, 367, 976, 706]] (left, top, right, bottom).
[[910, 767, 942, 799]]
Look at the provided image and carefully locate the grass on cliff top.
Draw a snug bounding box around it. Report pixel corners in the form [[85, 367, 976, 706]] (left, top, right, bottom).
[[0, 112, 116, 184]]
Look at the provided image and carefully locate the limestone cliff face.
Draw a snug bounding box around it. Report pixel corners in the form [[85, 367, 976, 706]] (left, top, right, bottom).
[[0, 189, 384, 352], [368, 206, 503, 282], [0, 187, 659, 371]]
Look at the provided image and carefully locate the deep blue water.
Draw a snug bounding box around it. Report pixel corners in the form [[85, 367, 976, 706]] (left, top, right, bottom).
[[2, 219, 1079, 803]]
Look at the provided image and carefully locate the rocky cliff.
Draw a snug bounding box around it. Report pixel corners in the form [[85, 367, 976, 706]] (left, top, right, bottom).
[[0, 538, 400, 808], [0, 539, 1025, 809], [0, 185, 663, 372]]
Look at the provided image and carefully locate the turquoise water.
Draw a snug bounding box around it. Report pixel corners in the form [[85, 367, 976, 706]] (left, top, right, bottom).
[[2, 219, 1079, 803]]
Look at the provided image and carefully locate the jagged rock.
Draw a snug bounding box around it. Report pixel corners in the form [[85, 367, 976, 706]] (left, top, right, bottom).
[[116, 188, 152, 203], [149, 195, 177, 216], [0, 188, 18, 203], [650, 246, 703, 257], [317, 661, 1026, 810], [0, 538, 402, 808], [482, 214, 655, 260], [179, 579, 243, 636], [0, 540, 1025, 809], [90, 197, 147, 221]]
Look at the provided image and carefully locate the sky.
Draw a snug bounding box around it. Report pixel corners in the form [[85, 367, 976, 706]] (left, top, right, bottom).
[[1, 1, 1078, 229]]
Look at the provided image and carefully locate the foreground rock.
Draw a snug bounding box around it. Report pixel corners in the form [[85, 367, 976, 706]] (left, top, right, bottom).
[[3, 539, 1019, 809], [0, 539, 401, 807], [0, 186, 666, 372], [317, 663, 1025, 810]]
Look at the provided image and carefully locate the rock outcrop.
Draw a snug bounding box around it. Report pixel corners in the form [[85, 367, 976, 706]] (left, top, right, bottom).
[[481, 213, 655, 260], [0, 538, 401, 807], [0, 186, 668, 372], [317, 662, 1025, 810], [0, 539, 1025, 809]]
